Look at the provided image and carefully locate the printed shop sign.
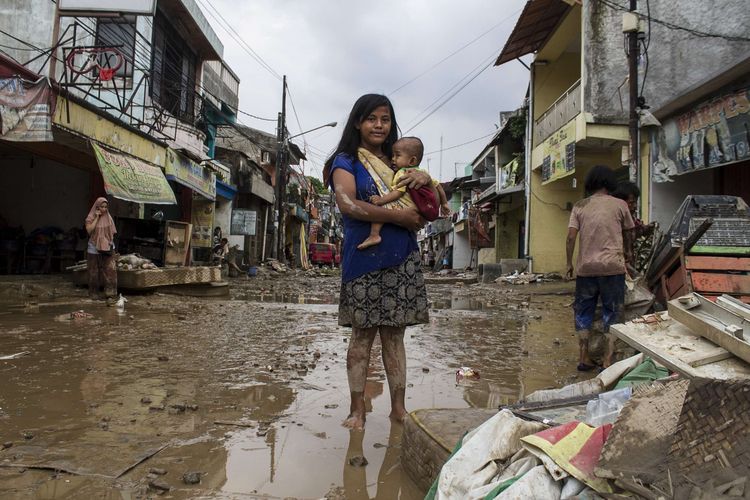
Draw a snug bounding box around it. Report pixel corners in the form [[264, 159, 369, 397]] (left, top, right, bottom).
[[541, 120, 576, 184], [0, 77, 54, 142], [651, 78, 750, 182], [92, 143, 177, 205], [191, 197, 214, 248], [165, 148, 216, 201]]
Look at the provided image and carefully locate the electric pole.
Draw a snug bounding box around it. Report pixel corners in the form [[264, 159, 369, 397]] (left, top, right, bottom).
[[627, 0, 640, 184], [274, 75, 287, 263]]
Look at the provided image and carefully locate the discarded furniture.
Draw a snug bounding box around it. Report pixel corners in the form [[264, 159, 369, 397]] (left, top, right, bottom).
[[668, 293, 750, 365], [610, 314, 750, 379], [646, 195, 750, 304]]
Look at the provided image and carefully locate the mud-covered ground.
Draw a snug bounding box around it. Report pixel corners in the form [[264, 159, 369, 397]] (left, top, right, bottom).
[[0, 269, 582, 499]]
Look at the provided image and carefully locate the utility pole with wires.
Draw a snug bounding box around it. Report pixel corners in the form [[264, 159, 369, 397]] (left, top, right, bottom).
[[273, 75, 287, 263], [625, 0, 641, 184]]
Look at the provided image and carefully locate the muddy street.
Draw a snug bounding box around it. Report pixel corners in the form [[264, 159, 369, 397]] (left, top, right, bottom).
[[0, 273, 581, 499]]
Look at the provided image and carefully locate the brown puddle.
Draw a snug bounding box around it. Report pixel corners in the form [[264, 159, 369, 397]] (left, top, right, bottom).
[[0, 277, 579, 498]]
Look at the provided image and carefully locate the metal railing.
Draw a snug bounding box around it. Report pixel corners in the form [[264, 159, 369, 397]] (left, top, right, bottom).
[[534, 79, 581, 145]]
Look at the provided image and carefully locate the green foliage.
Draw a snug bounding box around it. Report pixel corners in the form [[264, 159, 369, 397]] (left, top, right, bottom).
[[307, 176, 328, 195], [506, 112, 527, 144]]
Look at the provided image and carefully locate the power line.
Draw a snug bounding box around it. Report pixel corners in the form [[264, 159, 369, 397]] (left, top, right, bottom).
[[389, 7, 523, 95], [404, 50, 497, 133], [598, 0, 750, 42], [423, 131, 497, 156], [195, 0, 283, 81]]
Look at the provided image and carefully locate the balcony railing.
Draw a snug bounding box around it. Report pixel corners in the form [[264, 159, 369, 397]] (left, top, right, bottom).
[[534, 79, 581, 145]]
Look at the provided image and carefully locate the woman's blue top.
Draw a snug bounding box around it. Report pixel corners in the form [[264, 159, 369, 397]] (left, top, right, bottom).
[[329, 153, 418, 283]]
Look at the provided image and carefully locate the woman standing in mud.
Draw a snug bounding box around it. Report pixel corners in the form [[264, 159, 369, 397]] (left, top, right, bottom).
[[85, 197, 118, 302], [324, 94, 432, 429]]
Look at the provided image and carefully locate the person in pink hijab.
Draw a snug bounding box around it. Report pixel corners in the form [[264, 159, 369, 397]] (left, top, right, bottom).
[[85, 197, 118, 301]]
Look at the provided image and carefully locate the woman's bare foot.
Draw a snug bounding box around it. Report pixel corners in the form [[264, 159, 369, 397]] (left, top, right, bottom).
[[342, 412, 366, 430], [357, 235, 381, 250]]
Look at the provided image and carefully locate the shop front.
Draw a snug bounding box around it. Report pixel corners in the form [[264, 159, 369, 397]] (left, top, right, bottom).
[[648, 75, 750, 228]]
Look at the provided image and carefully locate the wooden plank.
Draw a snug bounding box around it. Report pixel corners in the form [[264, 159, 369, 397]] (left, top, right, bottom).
[[690, 272, 750, 294], [610, 323, 702, 378], [717, 295, 750, 321], [668, 296, 750, 365], [610, 317, 750, 380], [685, 256, 750, 272], [682, 346, 733, 367]]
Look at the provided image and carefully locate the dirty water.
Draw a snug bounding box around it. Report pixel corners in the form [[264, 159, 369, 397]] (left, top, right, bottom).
[[0, 276, 580, 499]]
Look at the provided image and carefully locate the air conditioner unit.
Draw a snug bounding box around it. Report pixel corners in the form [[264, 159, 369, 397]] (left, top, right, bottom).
[[262, 151, 271, 164]]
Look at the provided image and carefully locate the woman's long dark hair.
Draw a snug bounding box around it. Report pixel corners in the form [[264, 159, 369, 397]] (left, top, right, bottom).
[[323, 94, 399, 186]]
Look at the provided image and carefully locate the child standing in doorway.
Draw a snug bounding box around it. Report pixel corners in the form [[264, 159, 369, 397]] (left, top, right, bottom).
[[357, 137, 450, 250]]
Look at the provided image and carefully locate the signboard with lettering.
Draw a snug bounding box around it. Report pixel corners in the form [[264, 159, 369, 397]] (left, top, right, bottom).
[[230, 209, 257, 236], [651, 78, 750, 183], [92, 143, 176, 205], [541, 120, 576, 184], [165, 148, 216, 200]]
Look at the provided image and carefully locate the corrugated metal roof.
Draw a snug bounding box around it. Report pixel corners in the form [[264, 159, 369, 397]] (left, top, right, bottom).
[[494, 0, 570, 66]]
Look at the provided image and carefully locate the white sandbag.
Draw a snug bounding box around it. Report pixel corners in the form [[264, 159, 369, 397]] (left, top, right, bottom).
[[495, 465, 562, 500], [561, 477, 586, 498], [524, 353, 644, 404], [470, 456, 540, 499], [436, 409, 545, 500], [524, 379, 604, 404]]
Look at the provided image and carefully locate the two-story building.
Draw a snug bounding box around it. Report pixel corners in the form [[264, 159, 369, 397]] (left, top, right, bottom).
[[494, 0, 750, 273], [0, 0, 242, 270]]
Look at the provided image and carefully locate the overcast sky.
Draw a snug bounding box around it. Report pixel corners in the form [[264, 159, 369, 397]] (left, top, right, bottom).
[[197, 0, 530, 182]]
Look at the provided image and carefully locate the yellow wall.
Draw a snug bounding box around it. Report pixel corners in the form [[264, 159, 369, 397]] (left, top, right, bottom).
[[496, 201, 524, 259], [533, 5, 581, 123], [528, 149, 623, 273], [53, 96, 166, 167]]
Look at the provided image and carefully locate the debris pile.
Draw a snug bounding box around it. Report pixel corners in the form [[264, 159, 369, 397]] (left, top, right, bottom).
[[117, 254, 157, 271]]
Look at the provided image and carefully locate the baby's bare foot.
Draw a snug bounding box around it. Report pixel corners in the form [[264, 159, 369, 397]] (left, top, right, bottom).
[[356, 235, 382, 250]]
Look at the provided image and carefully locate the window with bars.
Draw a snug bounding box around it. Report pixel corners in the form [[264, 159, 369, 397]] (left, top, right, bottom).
[[150, 9, 197, 123], [95, 16, 136, 79]]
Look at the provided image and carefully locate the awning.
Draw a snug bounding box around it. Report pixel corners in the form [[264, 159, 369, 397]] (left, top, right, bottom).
[[91, 142, 176, 205], [216, 180, 237, 200], [165, 148, 216, 200], [495, 0, 570, 66]]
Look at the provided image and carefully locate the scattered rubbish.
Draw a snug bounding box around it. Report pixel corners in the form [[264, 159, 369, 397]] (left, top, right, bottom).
[[149, 468, 167, 476], [117, 254, 157, 271], [21, 431, 34, 440], [422, 367, 430, 373], [584, 387, 632, 427], [182, 471, 201, 484], [148, 479, 171, 492], [214, 420, 255, 428], [2, 441, 12, 450], [324, 404, 338, 409], [0, 351, 30, 360], [348, 456, 368, 467], [140, 397, 152, 404], [115, 294, 127, 311], [157, 356, 169, 362], [455, 367, 480, 383], [69, 310, 94, 320]]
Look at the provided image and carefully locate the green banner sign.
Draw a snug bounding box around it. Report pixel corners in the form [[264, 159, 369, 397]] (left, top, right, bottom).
[[92, 143, 176, 205]]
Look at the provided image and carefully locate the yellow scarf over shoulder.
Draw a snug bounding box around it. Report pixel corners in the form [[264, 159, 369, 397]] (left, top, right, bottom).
[[357, 148, 414, 210]]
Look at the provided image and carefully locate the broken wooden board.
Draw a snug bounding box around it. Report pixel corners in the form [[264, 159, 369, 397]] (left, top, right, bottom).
[[668, 294, 750, 365], [717, 294, 750, 321], [610, 316, 750, 380], [596, 379, 690, 483]]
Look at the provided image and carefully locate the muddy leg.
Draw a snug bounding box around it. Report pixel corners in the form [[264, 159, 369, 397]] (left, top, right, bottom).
[[343, 327, 377, 429], [379, 326, 407, 422], [102, 254, 118, 299], [87, 254, 101, 299]]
